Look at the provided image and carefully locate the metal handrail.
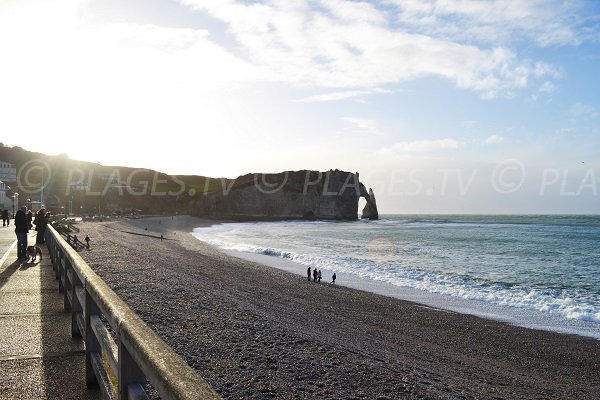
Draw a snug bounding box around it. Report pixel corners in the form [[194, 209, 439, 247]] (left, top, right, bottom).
[[45, 225, 221, 400]]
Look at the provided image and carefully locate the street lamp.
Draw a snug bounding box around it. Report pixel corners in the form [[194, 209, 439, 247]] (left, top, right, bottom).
[[0, 180, 18, 216], [11, 192, 19, 216]]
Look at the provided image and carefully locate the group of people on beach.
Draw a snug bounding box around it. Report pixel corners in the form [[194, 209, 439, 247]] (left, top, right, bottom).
[[13, 206, 51, 261], [307, 267, 336, 284]]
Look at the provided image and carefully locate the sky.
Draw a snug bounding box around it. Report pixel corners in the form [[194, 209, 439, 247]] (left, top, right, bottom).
[[1, 0, 600, 214]]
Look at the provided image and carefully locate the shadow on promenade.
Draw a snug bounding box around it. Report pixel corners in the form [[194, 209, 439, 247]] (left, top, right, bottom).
[[0, 232, 100, 399]]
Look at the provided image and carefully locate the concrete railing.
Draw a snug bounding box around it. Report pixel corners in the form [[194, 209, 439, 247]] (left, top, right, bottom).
[[45, 225, 221, 400]]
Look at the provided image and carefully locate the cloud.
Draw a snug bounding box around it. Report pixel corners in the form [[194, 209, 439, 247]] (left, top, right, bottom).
[[341, 117, 382, 135], [297, 88, 391, 102], [382, 138, 460, 154], [387, 0, 590, 47], [539, 81, 555, 93], [484, 134, 504, 145], [557, 128, 575, 135], [462, 120, 477, 129], [180, 0, 564, 98], [569, 103, 599, 120]]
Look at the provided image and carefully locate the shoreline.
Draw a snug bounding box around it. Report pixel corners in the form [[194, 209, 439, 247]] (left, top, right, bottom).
[[121, 215, 600, 339], [77, 215, 600, 399], [190, 219, 600, 341], [222, 249, 600, 340]]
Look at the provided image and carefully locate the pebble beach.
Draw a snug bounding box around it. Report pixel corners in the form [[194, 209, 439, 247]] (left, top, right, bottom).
[[78, 216, 600, 399]]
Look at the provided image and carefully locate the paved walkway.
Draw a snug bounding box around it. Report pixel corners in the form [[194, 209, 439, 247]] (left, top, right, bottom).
[[0, 226, 100, 399]]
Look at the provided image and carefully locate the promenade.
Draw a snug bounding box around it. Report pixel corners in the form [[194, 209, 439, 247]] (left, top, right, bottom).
[[0, 226, 99, 399]]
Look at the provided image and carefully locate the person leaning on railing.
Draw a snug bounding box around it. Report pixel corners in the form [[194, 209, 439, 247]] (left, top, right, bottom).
[[34, 208, 48, 245]]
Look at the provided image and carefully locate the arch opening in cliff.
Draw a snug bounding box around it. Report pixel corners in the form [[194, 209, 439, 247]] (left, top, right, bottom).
[[358, 197, 367, 216], [359, 187, 379, 220]]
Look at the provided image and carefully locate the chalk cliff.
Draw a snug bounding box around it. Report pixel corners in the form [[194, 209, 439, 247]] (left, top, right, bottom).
[[193, 170, 378, 221], [361, 188, 379, 220]]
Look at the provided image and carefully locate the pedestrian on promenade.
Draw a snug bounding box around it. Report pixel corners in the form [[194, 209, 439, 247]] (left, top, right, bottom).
[[307, 267, 311, 281], [26, 209, 33, 229], [34, 208, 47, 244], [330, 273, 336, 284], [313, 268, 318, 282], [15, 206, 29, 261], [1, 209, 8, 227], [317, 270, 322, 283]]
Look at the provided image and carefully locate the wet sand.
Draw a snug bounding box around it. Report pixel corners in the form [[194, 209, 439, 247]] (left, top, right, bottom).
[[77, 216, 600, 399]]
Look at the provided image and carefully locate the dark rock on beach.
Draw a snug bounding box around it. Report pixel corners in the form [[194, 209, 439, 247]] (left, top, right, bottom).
[[78, 216, 600, 399]]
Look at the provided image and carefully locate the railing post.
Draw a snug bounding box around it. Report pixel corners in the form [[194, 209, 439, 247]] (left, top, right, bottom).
[[63, 258, 72, 311], [85, 289, 101, 387], [58, 252, 65, 292], [119, 339, 146, 400], [71, 272, 83, 338]]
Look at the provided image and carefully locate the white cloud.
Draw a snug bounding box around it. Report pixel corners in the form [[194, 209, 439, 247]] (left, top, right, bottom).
[[557, 128, 575, 135], [297, 88, 391, 102], [569, 103, 599, 120], [484, 134, 504, 145], [387, 0, 589, 47], [462, 120, 477, 129], [341, 117, 382, 135], [382, 138, 460, 154], [180, 0, 561, 98], [539, 81, 555, 93]]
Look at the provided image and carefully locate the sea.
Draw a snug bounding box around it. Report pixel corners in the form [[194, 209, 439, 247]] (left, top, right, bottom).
[[192, 215, 600, 339]]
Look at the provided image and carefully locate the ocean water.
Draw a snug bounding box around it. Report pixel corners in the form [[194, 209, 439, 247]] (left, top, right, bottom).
[[192, 215, 600, 336]]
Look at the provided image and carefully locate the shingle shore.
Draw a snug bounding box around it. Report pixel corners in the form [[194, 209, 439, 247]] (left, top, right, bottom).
[[78, 216, 600, 399]]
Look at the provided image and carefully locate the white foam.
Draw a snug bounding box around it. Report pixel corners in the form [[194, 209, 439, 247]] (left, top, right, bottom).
[[223, 248, 600, 340], [192, 225, 600, 339]]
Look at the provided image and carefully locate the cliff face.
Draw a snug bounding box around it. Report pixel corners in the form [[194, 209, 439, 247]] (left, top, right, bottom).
[[361, 188, 379, 220], [193, 170, 378, 221]]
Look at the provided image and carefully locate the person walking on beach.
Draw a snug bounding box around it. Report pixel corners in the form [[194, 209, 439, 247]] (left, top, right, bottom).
[[317, 270, 322, 283], [15, 206, 29, 261], [307, 267, 311, 281], [330, 273, 336, 284], [313, 268, 318, 282]]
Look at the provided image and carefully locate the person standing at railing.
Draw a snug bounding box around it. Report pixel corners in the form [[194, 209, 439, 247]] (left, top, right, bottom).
[[26, 209, 33, 229], [15, 206, 29, 261], [34, 208, 47, 245]]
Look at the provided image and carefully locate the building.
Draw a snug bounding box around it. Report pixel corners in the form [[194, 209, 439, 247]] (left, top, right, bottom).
[[0, 161, 17, 211]]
